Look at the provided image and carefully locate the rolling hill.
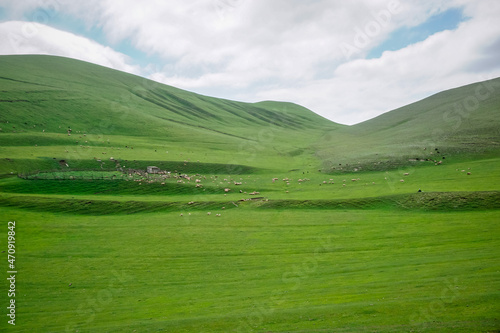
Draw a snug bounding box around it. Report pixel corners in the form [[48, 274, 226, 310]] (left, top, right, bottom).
[[349, 77, 500, 150], [313, 77, 500, 172], [1, 55, 499, 175], [0, 55, 340, 137], [0, 55, 346, 173]]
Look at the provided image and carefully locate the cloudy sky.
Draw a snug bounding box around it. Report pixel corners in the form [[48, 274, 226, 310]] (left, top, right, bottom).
[[1, 0, 499, 125]]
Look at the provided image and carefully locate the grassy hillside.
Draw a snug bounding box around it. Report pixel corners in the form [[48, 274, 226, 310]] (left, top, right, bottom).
[[352, 78, 500, 139], [0, 55, 349, 175], [0, 55, 337, 133], [1, 55, 499, 175], [0, 57, 337, 137], [0, 55, 499, 332], [313, 78, 500, 173]]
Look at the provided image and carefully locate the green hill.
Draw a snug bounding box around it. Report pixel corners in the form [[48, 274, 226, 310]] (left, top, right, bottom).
[[313, 78, 500, 172], [351, 78, 500, 147], [1, 55, 499, 174], [0, 55, 345, 173], [0, 55, 339, 136]]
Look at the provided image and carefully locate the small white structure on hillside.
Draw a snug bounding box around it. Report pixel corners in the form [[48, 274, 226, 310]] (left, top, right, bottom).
[[147, 166, 160, 174]]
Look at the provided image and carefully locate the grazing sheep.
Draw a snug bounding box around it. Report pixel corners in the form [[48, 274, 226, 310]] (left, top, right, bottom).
[[180, 214, 183, 217], [207, 212, 211, 215], [224, 188, 231, 192], [467, 172, 471, 175], [400, 179, 405, 183], [404, 173, 409, 176]]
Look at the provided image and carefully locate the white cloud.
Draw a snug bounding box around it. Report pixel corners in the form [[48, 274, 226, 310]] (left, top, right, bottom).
[[0, 21, 140, 75], [0, 0, 499, 124]]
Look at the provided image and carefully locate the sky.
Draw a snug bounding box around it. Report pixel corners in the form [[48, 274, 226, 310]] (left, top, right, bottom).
[[0, 0, 499, 125]]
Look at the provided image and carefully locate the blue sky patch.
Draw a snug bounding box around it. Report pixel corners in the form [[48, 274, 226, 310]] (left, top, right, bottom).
[[0, 6, 7, 21], [367, 7, 468, 59]]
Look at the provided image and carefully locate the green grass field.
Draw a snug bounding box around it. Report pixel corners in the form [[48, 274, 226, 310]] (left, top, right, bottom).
[[0, 55, 499, 332], [1, 208, 499, 332]]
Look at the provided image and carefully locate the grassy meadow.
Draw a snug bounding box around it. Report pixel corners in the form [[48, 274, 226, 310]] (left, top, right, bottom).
[[0, 55, 499, 332]]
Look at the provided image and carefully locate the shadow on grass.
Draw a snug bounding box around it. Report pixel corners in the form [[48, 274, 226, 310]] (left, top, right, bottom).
[[1, 191, 498, 215]]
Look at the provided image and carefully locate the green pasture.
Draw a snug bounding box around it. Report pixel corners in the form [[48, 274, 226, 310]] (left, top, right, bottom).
[[1, 157, 498, 201], [0, 208, 498, 332], [0, 155, 498, 332]]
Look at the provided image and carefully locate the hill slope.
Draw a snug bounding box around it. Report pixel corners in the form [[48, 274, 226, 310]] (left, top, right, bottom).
[[0, 55, 340, 137], [351, 78, 500, 143], [313, 78, 500, 172], [0, 55, 499, 174], [0, 55, 345, 172]]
